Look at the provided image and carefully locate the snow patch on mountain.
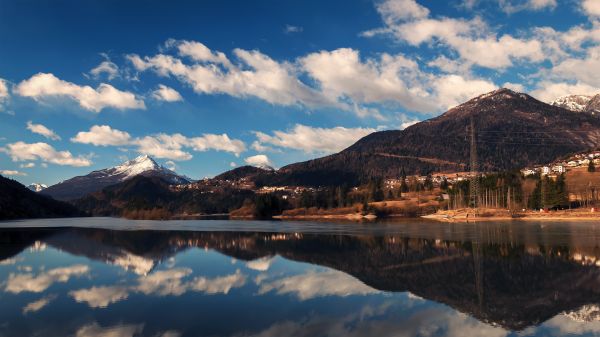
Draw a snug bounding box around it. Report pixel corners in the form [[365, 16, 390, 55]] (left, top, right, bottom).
[[27, 183, 48, 192], [551, 95, 593, 112]]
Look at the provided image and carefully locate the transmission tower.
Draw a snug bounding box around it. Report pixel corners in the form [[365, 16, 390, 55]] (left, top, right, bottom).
[[469, 117, 479, 210]]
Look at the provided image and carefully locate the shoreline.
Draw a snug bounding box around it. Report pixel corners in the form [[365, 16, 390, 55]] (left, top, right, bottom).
[[422, 209, 600, 222]]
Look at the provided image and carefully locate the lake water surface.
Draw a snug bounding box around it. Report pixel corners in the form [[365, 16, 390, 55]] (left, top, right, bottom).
[[2, 218, 600, 337]]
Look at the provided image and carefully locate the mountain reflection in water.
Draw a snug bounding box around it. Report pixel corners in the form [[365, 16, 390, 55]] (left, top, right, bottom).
[[2, 221, 600, 336]]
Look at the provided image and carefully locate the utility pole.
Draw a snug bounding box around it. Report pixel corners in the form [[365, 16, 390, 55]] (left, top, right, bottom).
[[469, 117, 479, 212]]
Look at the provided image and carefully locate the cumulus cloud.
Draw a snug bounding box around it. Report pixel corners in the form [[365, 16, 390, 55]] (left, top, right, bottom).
[[70, 286, 129, 308], [363, 0, 545, 70], [153, 84, 183, 102], [70, 268, 247, 309], [2, 142, 92, 167], [71, 125, 132, 146], [582, 0, 600, 17], [246, 257, 275, 272], [244, 154, 272, 168], [15, 73, 145, 112], [71, 125, 245, 160], [258, 269, 378, 300], [0, 169, 27, 176], [253, 124, 375, 154], [75, 322, 144, 337], [26, 121, 61, 140], [127, 41, 333, 108], [498, 0, 557, 13], [22, 294, 57, 314], [89, 60, 119, 80], [531, 81, 599, 102], [5, 264, 89, 293], [0, 78, 8, 108], [431, 75, 497, 109], [19, 162, 35, 168]]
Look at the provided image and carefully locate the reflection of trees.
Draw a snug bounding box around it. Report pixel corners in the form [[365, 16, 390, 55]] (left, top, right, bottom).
[[3, 227, 600, 330]]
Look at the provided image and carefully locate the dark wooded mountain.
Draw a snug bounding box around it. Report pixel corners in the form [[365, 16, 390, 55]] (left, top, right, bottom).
[[74, 175, 253, 218], [0, 175, 83, 220], [259, 89, 600, 186], [214, 165, 272, 181], [42, 155, 192, 201]]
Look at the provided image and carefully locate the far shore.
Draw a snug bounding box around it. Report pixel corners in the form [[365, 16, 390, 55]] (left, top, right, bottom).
[[422, 208, 600, 222]]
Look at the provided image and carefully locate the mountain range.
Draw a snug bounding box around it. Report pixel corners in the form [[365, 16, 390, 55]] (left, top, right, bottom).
[[42, 155, 192, 201], [10, 87, 600, 217]]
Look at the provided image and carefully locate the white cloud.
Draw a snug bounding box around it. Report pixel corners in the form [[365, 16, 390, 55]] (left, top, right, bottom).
[[300, 48, 436, 113], [582, 0, 600, 17], [2, 142, 92, 167], [153, 84, 183, 102], [71, 125, 132, 146], [22, 294, 57, 314], [128, 47, 333, 109], [19, 162, 35, 168], [71, 125, 245, 160], [188, 269, 246, 294], [284, 25, 303, 34], [502, 82, 526, 92], [5, 264, 89, 293], [230, 161, 237, 167], [171, 39, 232, 67], [531, 81, 599, 102], [15, 73, 145, 112], [70, 286, 129, 308], [499, 0, 557, 13], [89, 60, 119, 80], [0, 78, 8, 106], [550, 46, 600, 87], [134, 134, 193, 161], [431, 75, 497, 109], [364, 1, 545, 70], [0, 170, 27, 176], [244, 154, 272, 168], [70, 269, 247, 309], [26, 121, 61, 140], [375, 0, 429, 23], [400, 120, 419, 130], [253, 124, 375, 154], [187, 133, 246, 155], [258, 269, 378, 300], [165, 160, 177, 171], [246, 257, 275, 271], [75, 322, 144, 337]]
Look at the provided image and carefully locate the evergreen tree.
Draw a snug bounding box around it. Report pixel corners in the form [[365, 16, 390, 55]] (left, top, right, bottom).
[[589, 160, 596, 172], [424, 174, 434, 191], [440, 177, 449, 191]]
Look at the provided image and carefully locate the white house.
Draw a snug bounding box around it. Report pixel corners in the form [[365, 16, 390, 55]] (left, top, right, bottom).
[[541, 166, 551, 175], [552, 165, 565, 174]]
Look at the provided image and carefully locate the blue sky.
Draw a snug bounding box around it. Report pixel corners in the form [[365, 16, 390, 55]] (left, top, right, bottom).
[[1, 0, 599, 185]]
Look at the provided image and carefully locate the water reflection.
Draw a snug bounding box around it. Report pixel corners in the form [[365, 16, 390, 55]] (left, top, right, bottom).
[[1, 222, 600, 336]]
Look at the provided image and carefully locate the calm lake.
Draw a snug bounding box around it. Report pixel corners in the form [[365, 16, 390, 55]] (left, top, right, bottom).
[[2, 218, 600, 337]]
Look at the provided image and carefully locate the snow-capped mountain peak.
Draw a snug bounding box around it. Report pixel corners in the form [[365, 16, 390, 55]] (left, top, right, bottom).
[[112, 155, 162, 179], [42, 155, 192, 200], [27, 183, 48, 192], [551, 94, 593, 112]]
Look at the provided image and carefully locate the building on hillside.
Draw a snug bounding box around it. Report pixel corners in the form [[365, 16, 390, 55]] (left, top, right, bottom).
[[521, 169, 536, 176], [568, 160, 578, 167], [552, 165, 565, 174], [541, 166, 551, 176]]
